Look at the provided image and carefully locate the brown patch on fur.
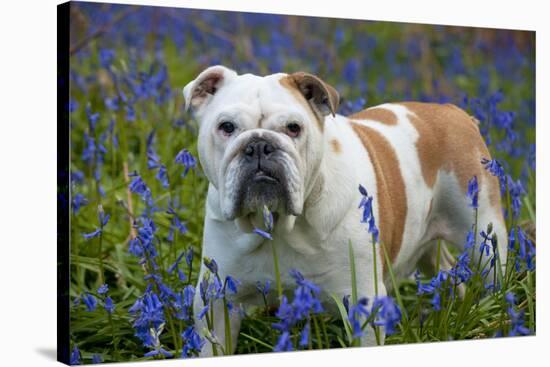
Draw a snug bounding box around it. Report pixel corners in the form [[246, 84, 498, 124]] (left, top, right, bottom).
[[399, 102, 487, 188], [330, 139, 342, 154], [351, 123, 408, 274], [279, 75, 324, 131], [401, 102, 505, 223], [349, 108, 398, 125]]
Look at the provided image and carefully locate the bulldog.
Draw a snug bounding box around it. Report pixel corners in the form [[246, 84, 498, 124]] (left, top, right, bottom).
[[183, 65, 507, 353]]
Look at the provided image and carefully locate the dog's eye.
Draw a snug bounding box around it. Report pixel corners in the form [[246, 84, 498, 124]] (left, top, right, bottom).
[[286, 122, 301, 138], [218, 121, 235, 136]]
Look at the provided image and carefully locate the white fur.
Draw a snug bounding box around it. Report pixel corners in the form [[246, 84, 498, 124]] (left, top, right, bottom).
[[183, 66, 505, 355]]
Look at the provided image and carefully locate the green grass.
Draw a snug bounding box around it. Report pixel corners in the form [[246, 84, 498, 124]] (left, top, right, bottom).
[[68, 6, 535, 363]]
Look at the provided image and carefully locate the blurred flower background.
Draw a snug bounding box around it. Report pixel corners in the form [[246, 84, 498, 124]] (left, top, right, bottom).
[[67, 1, 535, 364]]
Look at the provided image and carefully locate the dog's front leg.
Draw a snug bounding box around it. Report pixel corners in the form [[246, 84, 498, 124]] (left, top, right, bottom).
[[193, 271, 243, 357]]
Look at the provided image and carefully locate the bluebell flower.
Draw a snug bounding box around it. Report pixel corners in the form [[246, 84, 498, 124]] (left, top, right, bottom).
[[348, 297, 370, 338], [91, 354, 102, 364], [274, 331, 293, 352], [129, 173, 153, 206], [181, 326, 205, 358], [507, 176, 525, 219], [203, 257, 219, 275], [155, 165, 169, 188], [99, 48, 115, 69], [72, 193, 88, 215], [68, 99, 79, 113], [289, 269, 321, 295], [467, 176, 479, 208], [129, 292, 166, 348], [85, 105, 100, 132], [174, 149, 197, 177], [225, 275, 239, 294], [372, 296, 402, 335], [197, 304, 209, 320], [82, 133, 96, 166], [71, 170, 84, 185], [81, 293, 97, 312], [272, 270, 323, 350], [70, 345, 81, 365], [185, 247, 194, 267], [104, 96, 120, 111], [183, 285, 195, 308], [299, 321, 310, 347], [256, 280, 271, 297], [82, 228, 101, 240], [480, 230, 493, 256], [167, 251, 187, 274], [481, 158, 506, 191], [358, 184, 379, 243], [104, 296, 115, 314], [97, 284, 109, 295], [99, 211, 110, 227], [508, 227, 516, 251], [505, 292, 530, 336], [342, 294, 350, 313], [144, 348, 173, 358], [430, 292, 441, 311], [253, 228, 273, 240], [126, 104, 136, 122]]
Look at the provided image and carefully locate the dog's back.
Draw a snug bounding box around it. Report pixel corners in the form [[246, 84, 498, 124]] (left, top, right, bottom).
[[345, 102, 506, 280]]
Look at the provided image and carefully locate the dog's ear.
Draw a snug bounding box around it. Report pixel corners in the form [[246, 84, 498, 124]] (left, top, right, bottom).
[[289, 72, 340, 117], [183, 65, 238, 113]]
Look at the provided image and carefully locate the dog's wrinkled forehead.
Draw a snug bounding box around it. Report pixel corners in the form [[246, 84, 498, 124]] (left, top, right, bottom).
[[203, 73, 313, 124], [183, 65, 339, 125]]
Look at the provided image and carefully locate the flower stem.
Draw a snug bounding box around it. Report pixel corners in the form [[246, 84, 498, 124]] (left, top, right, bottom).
[[223, 297, 232, 354], [271, 242, 283, 301]]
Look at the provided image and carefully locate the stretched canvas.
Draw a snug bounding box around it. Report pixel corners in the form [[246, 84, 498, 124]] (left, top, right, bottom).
[[58, 1, 536, 364]]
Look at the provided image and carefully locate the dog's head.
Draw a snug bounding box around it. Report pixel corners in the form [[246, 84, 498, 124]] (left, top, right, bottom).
[[183, 65, 339, 231]]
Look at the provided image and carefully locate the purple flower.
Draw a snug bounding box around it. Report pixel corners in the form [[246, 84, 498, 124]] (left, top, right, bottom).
[[129, 292, 166, 348], [203, 257, 219, 275], [181, 326, 205, 358], [81, 293, 97, 312], [99, 48, 115, 69], [104, 296, 115, 314], [91, 354, 102, 364], [253, 228, 273, 240], [256, 280, 271, 296], [82, 228, 101, 240], [273, 331, 293, 352], [129, 173, 153, 206], [467, 176, 479, 208], [167, 251, 187, 274], [72, 193, 88, 215], [348, 297, 370, 338], [225, 275, 240, 294], [70, 345, 81, 365], [97, 284, 109, 295], [272, 270, 323, 350], [358, 184, 379, 243], [299, 321, 310, 347], [174, 149, 197, 177], [505, 292, 531, 336], [372, 296, 402, 335]]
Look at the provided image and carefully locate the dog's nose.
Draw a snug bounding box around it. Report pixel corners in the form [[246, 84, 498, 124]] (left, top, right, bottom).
[[244, 140, 275, 160]]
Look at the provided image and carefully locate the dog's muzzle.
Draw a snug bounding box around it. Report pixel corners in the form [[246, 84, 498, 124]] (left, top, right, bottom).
[[235, 137, 290, 215]]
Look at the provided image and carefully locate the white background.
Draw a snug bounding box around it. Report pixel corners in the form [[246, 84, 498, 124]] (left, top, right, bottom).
[[0, 0, 546, 366]]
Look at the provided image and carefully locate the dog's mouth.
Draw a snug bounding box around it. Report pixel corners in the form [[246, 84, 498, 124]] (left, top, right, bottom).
[[253, 170, 279, 184]]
